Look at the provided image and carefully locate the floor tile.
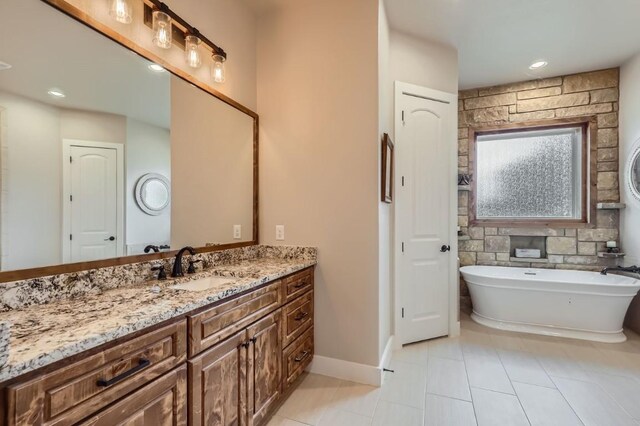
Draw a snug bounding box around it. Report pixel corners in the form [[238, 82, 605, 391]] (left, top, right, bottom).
[[379, 360, 427, 409], [498, 350, 556, 388], [586, 371, 640, 420], [471, 387, 530, 426], [427, 356, 471, 401], [424, 393, 477, 426], [490, 333, 526, 352], [328, 380, 381, 417], [372, 400, 423, 426], [267, 415, 308, 426], [464, 352, 514, 394], [318, 409, 372, 426], [513, 381, 582, 426], [553, 376, 637, 426], [392, 340, 429, 365], [461, 329, 498, 357], [428, 336, 464, 360], [276, 373, 343, 424]]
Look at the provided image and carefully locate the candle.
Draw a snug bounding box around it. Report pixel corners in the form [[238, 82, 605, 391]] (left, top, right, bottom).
[[606, 241, 617, 248]]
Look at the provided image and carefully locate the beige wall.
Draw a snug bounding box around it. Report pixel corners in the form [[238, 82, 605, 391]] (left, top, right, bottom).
[[61, 0, 257, 110], [171, 77, 254, 248], [457, 69, 621, 311], [257, 0, 381, 367], [620, 53, 640, 332]]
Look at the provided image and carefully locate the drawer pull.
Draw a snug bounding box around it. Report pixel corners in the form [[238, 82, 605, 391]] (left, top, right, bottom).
[[294, 351, 310, 363], [96, 359, 150, 388], [293, 279, 308, 289], [294, 311, 309, 321]]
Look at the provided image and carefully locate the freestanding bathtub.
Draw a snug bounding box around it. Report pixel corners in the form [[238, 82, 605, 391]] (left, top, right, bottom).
[[460, 265, 640, 343]]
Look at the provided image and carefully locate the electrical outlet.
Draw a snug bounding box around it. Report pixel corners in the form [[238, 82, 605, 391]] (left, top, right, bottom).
[[233, 225, 241, 239], [275, 225, 285, 241]]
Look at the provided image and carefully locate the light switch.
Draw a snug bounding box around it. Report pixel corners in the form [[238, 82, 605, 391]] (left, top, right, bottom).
[[233, 225, 241, 239], [275, 225, 285, 241]]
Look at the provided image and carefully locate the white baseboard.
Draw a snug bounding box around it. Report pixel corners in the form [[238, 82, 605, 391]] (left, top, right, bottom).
[[379, 336, 394, 384], [307, 336, 395, 387], [307, 355, 382, 387]]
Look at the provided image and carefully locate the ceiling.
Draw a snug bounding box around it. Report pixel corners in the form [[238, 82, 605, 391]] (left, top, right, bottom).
[[384, 0, 640, 90], [0, 0, 170, 129]]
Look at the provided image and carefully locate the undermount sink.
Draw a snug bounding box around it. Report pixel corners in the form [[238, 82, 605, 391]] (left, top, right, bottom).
[[169, 276, 236, 292]]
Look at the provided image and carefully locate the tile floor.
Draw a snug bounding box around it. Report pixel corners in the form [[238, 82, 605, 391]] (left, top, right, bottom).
[[268, 315, 640, 425]]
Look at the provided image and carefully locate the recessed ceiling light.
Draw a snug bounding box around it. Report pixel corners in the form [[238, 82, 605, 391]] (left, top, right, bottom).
[[148, 64, 166, 72], [0, 61, 12, 71], [47, 89, 66, 98], [529, 60, 548, 70]]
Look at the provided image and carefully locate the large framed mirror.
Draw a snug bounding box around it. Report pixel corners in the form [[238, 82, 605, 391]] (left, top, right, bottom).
[[0, 0, 258, 282], [627, 139, 640, 203]]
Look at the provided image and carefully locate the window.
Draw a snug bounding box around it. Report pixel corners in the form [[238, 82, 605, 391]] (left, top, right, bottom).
[[471, 122, 589, 224]]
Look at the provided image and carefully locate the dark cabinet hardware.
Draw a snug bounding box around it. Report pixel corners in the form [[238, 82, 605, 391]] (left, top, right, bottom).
[[293, 279, 308, 289], [440, 244, 451, 252], [250, 336, 258, 344], [241, 341, 251, 348], [96, 358, 150, 387], [294, 312, 309, 321], [294, 351, 310, 363], [151, 265, 167, 280], [187, 259, 203, 274]]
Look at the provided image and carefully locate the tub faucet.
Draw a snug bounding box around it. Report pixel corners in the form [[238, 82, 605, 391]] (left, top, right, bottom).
[[600, 265, 640, 275]]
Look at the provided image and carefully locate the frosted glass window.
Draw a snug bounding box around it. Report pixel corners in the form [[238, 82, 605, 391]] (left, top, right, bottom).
[[475, 127, 583, 219]]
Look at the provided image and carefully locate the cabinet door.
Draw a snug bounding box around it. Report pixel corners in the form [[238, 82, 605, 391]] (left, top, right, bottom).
[[79, 365, 187, 426], [188, 330, 248, 426], [246, 310, 282, 426]]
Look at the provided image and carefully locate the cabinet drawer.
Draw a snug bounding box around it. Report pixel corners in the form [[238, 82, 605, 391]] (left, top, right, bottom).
[[282, 268, 313, 304], [6, 320, 187, 426], [188, 282, 282, 357], [79, 365, 187, 426], [282, 326, 314, 390], [282, 291, 313, 348]]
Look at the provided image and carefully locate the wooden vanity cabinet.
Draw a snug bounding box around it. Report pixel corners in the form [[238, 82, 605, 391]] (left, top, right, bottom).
[[1, 266, 315, 426]]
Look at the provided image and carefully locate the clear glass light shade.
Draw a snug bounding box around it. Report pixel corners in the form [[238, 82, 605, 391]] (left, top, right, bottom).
[[109, 0, 132, 24], [153, 11, 172, 49], [211, 54, 226, 83], [185, 35, 202, 68]]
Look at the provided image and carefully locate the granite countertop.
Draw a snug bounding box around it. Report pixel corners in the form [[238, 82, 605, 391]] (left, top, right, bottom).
[[0, 256, 316, 383]]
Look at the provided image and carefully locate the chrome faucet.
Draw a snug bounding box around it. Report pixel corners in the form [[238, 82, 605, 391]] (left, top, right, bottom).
[[600, 265, 640, 275], [172, 246, 196, 278]]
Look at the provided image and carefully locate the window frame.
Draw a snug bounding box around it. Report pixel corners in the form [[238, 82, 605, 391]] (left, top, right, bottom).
[[468, 117, 596, 228]]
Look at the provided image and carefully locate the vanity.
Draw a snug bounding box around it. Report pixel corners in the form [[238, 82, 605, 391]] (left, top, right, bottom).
[[0, 0, 314, 424], [0, 248, 316, 425]]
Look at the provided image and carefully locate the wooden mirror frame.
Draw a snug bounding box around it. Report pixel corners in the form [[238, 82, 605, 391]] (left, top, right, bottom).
[[0, 0, 259, 283]]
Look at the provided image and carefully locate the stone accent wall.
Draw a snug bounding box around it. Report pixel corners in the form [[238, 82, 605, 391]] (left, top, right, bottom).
[[457, 68, 621, 311]]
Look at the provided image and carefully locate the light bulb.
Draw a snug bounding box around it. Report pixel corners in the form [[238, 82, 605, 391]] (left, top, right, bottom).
[[211, 54, 226, 83], [109, 0, 132, 24], [153, 11, 172, 49], [185, 35, 202, 69]]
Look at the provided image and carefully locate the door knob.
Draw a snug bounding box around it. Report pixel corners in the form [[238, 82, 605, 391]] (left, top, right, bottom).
[[440, 244, 451, 252], [105, 236, 116, 241]]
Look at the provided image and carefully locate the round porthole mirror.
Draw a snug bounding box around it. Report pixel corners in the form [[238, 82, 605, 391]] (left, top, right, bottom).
[[628, 141, 640, 203], [135, 173, 170, 215]]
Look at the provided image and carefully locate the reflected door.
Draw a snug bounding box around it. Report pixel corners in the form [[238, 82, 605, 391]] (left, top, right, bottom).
[[68, 145, 118, 262], [397, 86, 454, 345]]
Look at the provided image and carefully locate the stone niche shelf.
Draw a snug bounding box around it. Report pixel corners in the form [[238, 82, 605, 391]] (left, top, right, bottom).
[[510, 257, 549, 263], [458, 185, 471, 192], [598, 252, 626, 258], [597, 203, 626, 210]]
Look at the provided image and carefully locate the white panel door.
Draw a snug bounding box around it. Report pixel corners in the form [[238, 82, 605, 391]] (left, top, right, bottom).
[[397, 86, 455, 345], [69, 145, 118, 262]]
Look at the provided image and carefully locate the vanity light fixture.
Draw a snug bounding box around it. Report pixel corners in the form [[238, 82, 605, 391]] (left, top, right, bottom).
[[212, 54, 226, 83], [109, 0, 132, 24], [148, 63, 166, 72], [152, 7, 172, 49], [47, 89, 66, 98], [185, 33, 202, 69], [529, 60, 548, 70]]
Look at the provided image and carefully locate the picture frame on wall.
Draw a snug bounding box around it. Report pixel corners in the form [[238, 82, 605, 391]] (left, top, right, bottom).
[[381, 133, 394, 203]]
